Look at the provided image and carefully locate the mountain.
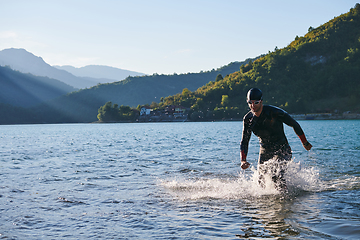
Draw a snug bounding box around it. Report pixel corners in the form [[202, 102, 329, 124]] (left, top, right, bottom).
[[0, 48, 102, 89], [54, 65, 145, 82], [0, 65, 76, 107], [32, 58, 256, 123]]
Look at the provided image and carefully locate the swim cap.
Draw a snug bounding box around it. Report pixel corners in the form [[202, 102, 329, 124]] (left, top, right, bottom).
[[247, 88, 263, 100]]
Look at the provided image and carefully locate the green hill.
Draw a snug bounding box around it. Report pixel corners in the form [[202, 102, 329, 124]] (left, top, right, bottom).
[[157, 4, 360, 120]]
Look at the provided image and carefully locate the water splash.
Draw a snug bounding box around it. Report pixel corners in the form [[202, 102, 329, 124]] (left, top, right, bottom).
[[160, 159, 323, 201], [285, 160, 322, 192]]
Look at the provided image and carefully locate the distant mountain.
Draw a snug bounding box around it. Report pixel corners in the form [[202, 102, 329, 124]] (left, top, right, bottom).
[[0, 65, 76, 107], [54, 65, 145, 82], [0, 48, 102, 89]]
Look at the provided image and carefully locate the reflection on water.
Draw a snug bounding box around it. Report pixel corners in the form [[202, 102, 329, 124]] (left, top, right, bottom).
[[240, 196, 300, 239]]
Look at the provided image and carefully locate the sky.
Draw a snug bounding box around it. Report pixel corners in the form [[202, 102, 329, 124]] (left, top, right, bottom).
[[0, 0, 358, 75]]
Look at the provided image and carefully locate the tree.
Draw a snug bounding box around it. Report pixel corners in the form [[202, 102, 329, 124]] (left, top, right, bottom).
[[215, 74, 223, 82], [97, 101, 119, 122], [150, 101, 159, 109], [182, 88, 191, 97], [221, 95, 229, 106], [97, 102, 137, 122]]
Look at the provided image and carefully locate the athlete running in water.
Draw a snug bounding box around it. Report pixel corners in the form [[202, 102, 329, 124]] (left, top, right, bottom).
[[240, 88, 312, 191]]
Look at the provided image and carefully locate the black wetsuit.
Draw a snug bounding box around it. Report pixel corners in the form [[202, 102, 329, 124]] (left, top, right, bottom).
[[240, 105, 305, 189]]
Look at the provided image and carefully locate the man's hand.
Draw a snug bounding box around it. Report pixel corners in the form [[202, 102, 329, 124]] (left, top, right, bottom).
[[241, 160, 250, 170], [299, 134, 312, 151], [303, 141, 312, 151]]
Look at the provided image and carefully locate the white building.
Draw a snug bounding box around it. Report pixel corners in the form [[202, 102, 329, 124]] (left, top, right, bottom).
[[140, 106, 152, 116]]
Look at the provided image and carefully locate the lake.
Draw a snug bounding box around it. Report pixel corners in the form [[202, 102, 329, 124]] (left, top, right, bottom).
[[1, 121, 359, 239]]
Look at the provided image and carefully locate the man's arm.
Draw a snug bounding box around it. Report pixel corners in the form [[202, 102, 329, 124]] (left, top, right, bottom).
[[240, 116, 252, 169], [279, 110, 313, 151], [299, 134, 312, 150]]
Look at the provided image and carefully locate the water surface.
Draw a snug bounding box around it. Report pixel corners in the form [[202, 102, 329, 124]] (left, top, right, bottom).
[[1, 121, 359, 239]]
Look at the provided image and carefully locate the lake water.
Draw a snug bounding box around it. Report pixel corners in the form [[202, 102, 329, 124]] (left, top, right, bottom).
[[1, 121, 359, 239]]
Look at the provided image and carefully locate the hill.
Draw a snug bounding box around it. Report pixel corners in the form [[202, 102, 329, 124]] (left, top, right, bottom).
[[0, 66, 76, 107], [32, 58, 257, 123], [157, 4, 360, 121], [54, 65, 145, 81]]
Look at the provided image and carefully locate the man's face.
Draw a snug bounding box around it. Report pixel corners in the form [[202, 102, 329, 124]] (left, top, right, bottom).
[[247, 99, 262, 113]]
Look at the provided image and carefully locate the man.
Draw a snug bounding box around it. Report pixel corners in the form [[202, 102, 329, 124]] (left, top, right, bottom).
[[240, 88, 312, 191]]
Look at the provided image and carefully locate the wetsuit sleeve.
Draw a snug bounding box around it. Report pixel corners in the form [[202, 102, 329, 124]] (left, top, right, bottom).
[[276, 109, 305, 136], [240, 115, 252, 161], [274, 108, 311, 147]]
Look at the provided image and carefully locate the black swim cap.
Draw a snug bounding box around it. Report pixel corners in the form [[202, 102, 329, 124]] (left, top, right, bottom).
[[247, 88, 263, 100]]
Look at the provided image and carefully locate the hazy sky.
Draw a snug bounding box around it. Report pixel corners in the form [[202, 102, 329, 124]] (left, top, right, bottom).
[[1, 0, 358, 74]]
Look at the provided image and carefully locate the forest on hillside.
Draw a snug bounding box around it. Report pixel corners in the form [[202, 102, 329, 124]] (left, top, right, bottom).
[[97, 4, 360, 122], [155, 5, 360, 119]]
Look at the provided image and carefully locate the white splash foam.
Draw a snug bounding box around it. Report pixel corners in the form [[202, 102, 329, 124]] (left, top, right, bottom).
[[160, 159, 323, 201], [285, 160, 322, 192]]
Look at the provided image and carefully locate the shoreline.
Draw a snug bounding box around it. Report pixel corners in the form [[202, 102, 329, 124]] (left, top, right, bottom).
[[290, 113, 360, 120], [2, 114, 360, 126]]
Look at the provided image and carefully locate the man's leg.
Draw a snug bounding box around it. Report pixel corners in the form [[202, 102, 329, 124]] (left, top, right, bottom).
[[272, 144, 292, 191], [258, 148, 273, 188], [258, 144, 292, 191]]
